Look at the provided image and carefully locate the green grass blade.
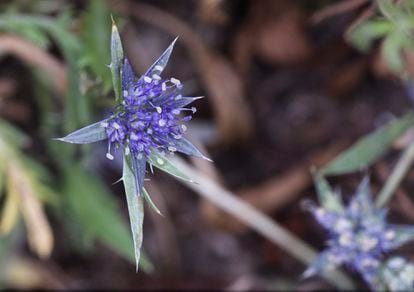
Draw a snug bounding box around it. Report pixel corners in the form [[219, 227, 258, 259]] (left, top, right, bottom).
[[319, 112, 414, 176]]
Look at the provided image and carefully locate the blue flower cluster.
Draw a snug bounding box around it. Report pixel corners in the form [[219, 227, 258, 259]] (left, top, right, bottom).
[[102, 57, 198, 161], [304, 179, 414, 289]]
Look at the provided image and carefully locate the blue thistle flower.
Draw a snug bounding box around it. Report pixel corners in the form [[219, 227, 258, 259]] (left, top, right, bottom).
[[57, 38, 209, 194], [304, 178, 414, 289]]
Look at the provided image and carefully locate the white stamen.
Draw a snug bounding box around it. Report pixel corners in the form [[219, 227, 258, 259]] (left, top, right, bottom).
[[106, 153, 114, 160], [181, 124, 187, 132], [170, 77, 181, 85], [112, 122, 121, 130], [359, 236, 378, 252], [152, 74, 161, 80], [156, 106, 162, 114], [361, 258, 379, 268], [147, 128, 153, 134], [130, 132, 139, 140], [157, 158, 164, 165], [154, 65, 163, 71], [144, 76, 152, 83], [191, 107, 197, 113], [101, 122, 109, 128], [168, 146, 177, 152], [315, 208, 326, 219], [123, 90, 128, 97], [175, 94, 183, 100], [158, 119, 166, 127], [334, 218, 352, 233], [173, 134, 182, 139], [385, 230, 396, 240], [172, 109, 180, 115], [339, 232, 352, 246], [162, 82, 167, 91]]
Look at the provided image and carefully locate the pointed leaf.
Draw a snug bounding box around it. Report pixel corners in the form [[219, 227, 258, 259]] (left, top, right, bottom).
[[302, 249, 339, 279], [385, 225, 414, 250], [55, 120, 107, 144], [148, 150, 194, 183], [348, 19, 393, 52], [140, 37, 177, 81], [353, 177, 374, 214], [110, 17, 124, 101], [382, 32, 405, 73], [143, 188, 163, 216], [319, 113, 414, 176], [171, 96, 204, 108], [173, 137, 211, 160], [123, 154, 145, 271], [314, 175, 343, 212]]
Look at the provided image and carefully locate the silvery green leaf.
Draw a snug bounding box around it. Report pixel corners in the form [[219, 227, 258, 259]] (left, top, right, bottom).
[[314, 175, 343, 212], [55, 120, 107, 144], [110, 17, 124, 101], [319, 113, 414, 176], [122, 154, 144, 271], [353, 177, 374, 214], [171, 96, 204, 108], [173, 137, 211, 161], [302, 249, 339, 279], [148, 150, 194, 183], [143, 188, 163, 216], [385, 225, 414, 250], [140, 37, 177, 81]]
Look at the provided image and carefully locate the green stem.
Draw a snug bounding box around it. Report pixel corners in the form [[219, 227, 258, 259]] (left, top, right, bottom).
[[376, 141, 414, 208], [171, 156, 355, 290]]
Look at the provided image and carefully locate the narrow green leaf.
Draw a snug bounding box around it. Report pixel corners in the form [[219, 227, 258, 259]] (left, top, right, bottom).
[[377, 0, 401, 21], [148, 150, 194, 183], [348, 19, 393, 51], [143, 188, 163, 216], [382, 31, 405, 73], [173, 137, 211, 161], [82, 0, 112, 92], [0, 119, 30, 147], [313, 175, 343, 212], [63, 164, 152, 272], [55, 120, 107, 144], [320, 113, 414, 176], [123, 154, 144, 271], [110, 17, 124, 101]]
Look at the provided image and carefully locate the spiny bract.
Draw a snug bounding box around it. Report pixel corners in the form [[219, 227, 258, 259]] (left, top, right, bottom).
[[304, 178, 414, 290]]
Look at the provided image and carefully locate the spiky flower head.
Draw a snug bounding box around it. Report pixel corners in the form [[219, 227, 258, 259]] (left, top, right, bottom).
[[304, 178, 414, 289], [57, 38, 209, 194]]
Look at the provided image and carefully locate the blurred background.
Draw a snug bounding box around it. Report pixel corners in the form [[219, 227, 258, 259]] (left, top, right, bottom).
[[0, 0, 414, 290]]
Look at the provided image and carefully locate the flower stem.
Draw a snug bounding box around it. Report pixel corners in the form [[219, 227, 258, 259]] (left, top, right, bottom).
[[171, 156, 355, 290], [376, 141, 414, 208]]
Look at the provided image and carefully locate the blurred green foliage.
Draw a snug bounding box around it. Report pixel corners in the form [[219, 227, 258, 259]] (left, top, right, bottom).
[[348, 0, 414, 73], [0, 0, 152, 273]]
